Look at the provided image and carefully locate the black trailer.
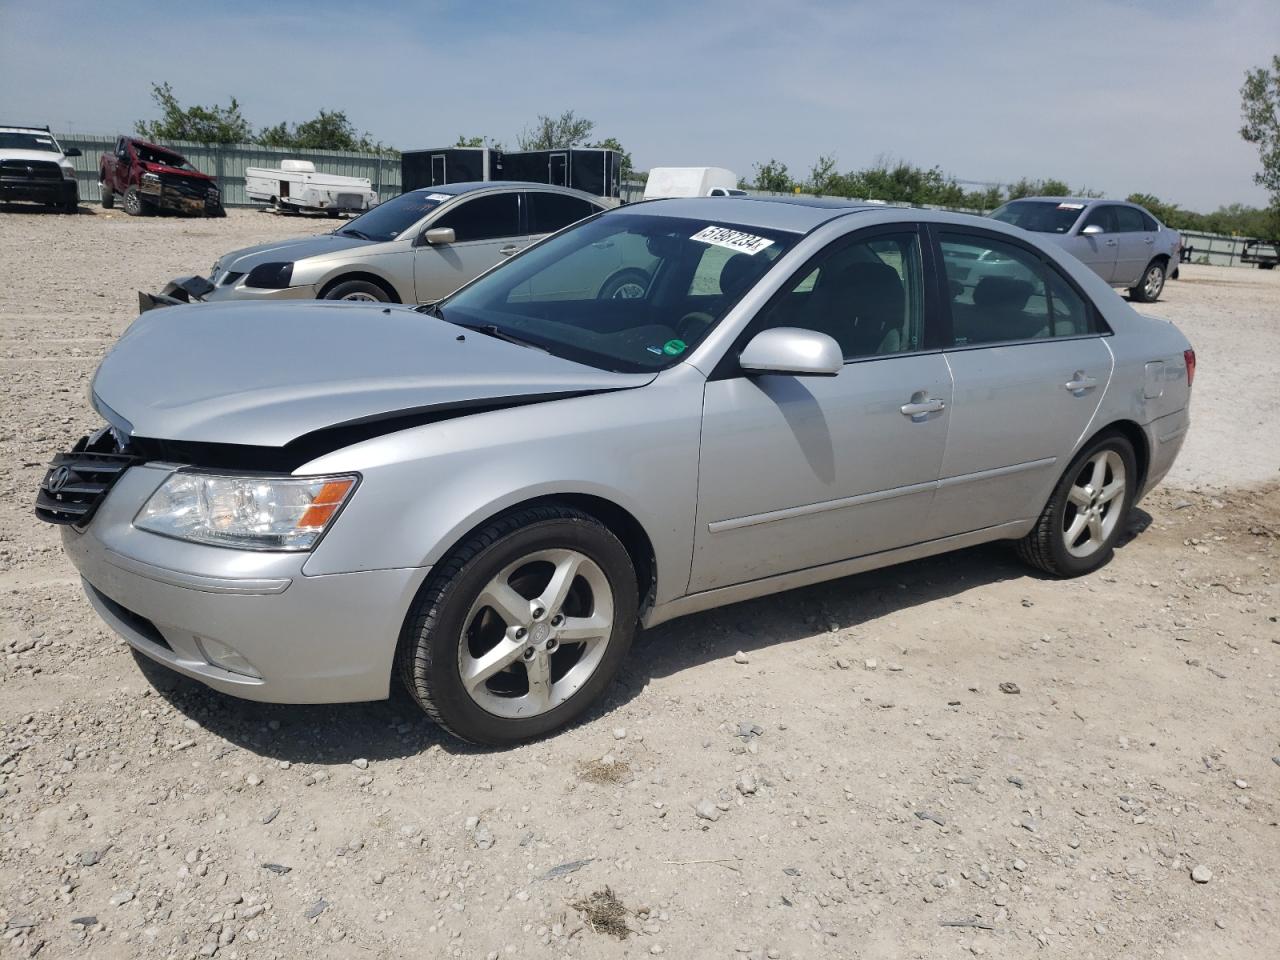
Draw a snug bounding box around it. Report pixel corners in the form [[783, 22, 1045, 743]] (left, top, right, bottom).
[[1241, 239, 1279, 270], [400, 148, 500, 191], [400, 146, 620, 199], [501, 148, 621, 198]]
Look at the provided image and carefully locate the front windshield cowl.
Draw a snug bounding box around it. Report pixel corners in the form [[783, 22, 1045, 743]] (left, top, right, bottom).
[[439, 213, 799, 374]]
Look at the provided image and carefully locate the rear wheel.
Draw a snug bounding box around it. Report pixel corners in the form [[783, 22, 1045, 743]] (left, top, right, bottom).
[[1015, 432, 1137, 577], [397, 505, 638, 745], [322, 279, 390, 302], [1128, 260, 1166, 302], [123, 186, 147, 217], [597, 268, 650, 300]]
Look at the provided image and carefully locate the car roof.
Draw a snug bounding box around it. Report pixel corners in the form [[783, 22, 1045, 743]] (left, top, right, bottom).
[[615, 196, 883, 233], [0, 125, 55, 134], [407, 180, 601, 198], [1006, 196, 1143, 208]]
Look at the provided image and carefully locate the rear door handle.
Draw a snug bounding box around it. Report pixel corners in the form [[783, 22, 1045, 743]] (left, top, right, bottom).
[[900, 395, 946, 420], [499, 245, 519, 256], [1144, 237, 1155, 244], [1065, 371, 1098, 394], [1105, 239, 1118, 247]]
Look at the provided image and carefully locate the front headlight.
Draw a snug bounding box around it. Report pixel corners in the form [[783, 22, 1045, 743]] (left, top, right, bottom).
[[135, 472, 357, 551], [60, 164, 76, 181], [244, 261, 294, 289]]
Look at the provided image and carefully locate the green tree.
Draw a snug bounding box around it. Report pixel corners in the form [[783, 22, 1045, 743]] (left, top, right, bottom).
[[807, 154, 839, 196], [258, 109, 377, 151], [753, 159, 795, 193], [517, 110, 595, 150], [455, 135, 485, 147], [591, 136, 633, 179], [135, 81, 252, 144], [1241, 55, 1280, 224]]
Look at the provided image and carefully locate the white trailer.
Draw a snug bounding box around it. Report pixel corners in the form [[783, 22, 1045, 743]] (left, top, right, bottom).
[[642, 167, 741, 200], [244, 159, 379, 216]]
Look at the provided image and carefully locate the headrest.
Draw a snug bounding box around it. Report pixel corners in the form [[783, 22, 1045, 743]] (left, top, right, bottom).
[[973, 276, 1034, 310]]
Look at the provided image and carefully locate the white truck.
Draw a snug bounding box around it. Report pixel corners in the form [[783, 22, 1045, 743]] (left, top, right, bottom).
[[642, 167, 743, 200], [244, 159, 379, 216]]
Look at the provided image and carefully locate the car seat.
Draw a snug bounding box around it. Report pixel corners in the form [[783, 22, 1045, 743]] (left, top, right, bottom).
[[804, 261, 905, 357]]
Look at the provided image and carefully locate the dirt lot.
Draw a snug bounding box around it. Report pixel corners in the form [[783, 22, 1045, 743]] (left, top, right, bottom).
[[1, 206, 1278, 960]]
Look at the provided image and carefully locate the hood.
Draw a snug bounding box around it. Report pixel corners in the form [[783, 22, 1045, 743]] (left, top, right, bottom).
[[91, 301, 654, 452], [144, 161, 214, 181], [218, 233, 376, 274], [2, 148, 73, 169]]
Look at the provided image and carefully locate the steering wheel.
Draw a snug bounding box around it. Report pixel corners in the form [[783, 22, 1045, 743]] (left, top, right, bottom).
[[676, 311, 715, 342]]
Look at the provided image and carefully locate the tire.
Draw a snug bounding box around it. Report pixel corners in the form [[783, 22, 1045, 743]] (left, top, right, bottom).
[[100, 185, 114, 209], [1128, 259, 1166, 302], [322, 279, 391, 302], [123, 186, 147, 217], [62, 199, 78, 214], [397, 504, 639, 745], [1015, 432, 1137, 577], [597, 268, 650, 300], [208, 204, 226, 219]]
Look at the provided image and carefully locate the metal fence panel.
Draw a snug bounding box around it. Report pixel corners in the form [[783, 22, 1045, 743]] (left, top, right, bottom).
[[54, 133, 401, 208]]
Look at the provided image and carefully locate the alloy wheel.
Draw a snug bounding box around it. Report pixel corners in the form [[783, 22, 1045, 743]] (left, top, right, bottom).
[[1062, 449, 1126, 558], [341, 291, 380, 302], [610, 282, 646, 299], [458, 548, 614, 719], [1143, 265, 1164, 300]]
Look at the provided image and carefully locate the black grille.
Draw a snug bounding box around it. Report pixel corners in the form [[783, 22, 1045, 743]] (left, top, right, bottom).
[[161, 175, 215, 200], [0, 158, 62, 180], [35, 432, 138, 526]]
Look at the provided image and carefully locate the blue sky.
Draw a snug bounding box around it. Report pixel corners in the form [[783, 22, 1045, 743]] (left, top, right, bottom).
[[2, 0, 1276, 210]]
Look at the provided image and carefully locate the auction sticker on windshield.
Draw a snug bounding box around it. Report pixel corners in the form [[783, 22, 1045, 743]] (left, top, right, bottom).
[[690, 225, 775, 255], [426, 193, 452, 202]]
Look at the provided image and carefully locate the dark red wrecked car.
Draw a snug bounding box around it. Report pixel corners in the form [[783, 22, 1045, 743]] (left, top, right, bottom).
[[99, 136, 224, 217]]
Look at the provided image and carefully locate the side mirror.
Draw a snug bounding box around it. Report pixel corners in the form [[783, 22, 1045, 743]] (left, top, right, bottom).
[[1080, 224, 1104, 236], [740, 327, 842, 377], [64, 147, 82, 158], [423, 227, 456, 246]]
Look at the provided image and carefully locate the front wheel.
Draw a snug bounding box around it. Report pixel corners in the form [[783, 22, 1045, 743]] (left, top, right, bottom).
[[1015, 433, 1137, 577], [397, 505, 638, 745], [597, 268, 650, 300], [100, 184, 114, 209], [123, 186, 147, 217], [322, 279, 390, 302], [1128, 260, 1166, 302]]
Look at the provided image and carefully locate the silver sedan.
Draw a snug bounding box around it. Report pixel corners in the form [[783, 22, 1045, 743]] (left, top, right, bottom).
[[40, 197, 1193, 745], [989, 196, 1181, 302], [193, 182, 608, 305]]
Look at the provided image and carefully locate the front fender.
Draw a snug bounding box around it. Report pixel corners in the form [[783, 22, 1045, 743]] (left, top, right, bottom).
[[298, 368, 706, 607]]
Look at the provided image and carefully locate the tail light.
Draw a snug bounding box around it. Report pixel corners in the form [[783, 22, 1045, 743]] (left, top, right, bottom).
[[1184, 348, 1196, 387]]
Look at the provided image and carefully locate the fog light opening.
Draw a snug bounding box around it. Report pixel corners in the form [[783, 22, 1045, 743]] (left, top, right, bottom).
[[195, 637, 262, 678]]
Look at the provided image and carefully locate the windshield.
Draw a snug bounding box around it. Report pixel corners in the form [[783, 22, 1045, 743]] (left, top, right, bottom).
[[437, 213, 799, 372], [337, 190, 449, 242], [0, 131, 61, 153], [134, 143, 195, 171], [989, 200, 1086, 234]]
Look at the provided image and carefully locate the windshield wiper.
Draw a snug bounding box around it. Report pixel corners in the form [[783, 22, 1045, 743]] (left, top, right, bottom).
[[337, 228, 374, 240], [416, 302, 444, 318], [450, 320, 548, 353]]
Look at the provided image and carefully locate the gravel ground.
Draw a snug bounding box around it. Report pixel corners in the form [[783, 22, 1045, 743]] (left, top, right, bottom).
[[1, 206, 1278, 959]]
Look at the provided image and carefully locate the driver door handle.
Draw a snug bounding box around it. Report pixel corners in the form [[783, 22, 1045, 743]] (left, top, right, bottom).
[[900, 395, 946, 419], [499, 245, 519, 257]]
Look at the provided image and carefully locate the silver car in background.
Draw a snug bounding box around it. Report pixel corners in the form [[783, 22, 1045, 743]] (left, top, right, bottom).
[[39, 198, 1194, 745], [194, 182, 607, 304], [989, 197, 1181, 302]]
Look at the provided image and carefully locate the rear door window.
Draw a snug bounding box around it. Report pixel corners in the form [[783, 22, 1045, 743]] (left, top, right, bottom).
[[939, 233, 1096, 344], [526, 192, 598, 235], [434, 193, 519, 242], [1114, 206, 1146, 233]]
